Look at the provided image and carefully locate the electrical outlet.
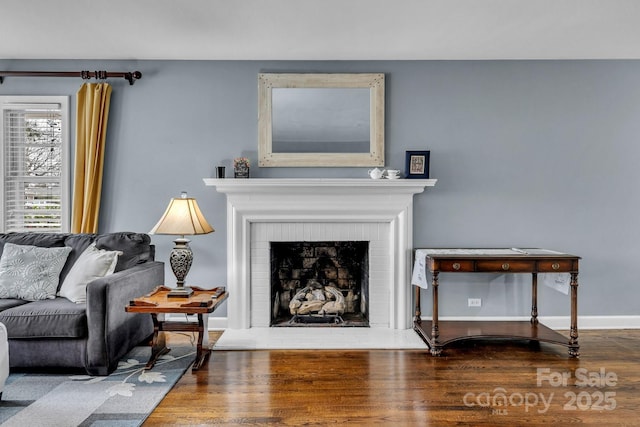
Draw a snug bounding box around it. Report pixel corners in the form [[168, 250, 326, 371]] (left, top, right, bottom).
[[468, 298, 482, 307]]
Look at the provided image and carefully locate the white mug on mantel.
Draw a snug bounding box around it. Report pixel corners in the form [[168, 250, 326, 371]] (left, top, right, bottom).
[[386, 169, 400, 179]]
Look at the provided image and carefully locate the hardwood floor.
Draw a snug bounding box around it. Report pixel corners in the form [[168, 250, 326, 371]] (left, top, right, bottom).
[[145, 330, 640, 426]]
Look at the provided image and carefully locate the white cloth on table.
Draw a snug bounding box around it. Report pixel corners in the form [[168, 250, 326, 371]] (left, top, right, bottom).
[[411, 253, 429, 289], [538, 273, 570, 294]]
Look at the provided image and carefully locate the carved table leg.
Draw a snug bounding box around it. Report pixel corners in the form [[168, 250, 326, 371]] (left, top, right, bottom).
[[531, 273, 539, 325], [192, 313, 211, 371], [430, 271, 442, 356], [569, 272, 580, 358], [146, 313, 170, 370], [414, 285, 422, 324]]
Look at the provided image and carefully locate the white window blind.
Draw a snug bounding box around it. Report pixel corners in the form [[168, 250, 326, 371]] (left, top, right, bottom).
[[1, 98, 69, 233]]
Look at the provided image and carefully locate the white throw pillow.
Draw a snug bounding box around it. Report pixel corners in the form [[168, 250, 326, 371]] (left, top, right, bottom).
[[0, 243, 72, 301], [59, 243, 122, 303]]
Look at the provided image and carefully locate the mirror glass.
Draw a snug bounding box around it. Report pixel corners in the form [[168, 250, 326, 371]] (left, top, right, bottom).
[[259, 73, 385, 167], [272, 88, 370, 154]]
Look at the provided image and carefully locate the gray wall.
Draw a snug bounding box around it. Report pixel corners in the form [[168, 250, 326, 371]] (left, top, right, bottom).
[[1, 59, 638, 320]]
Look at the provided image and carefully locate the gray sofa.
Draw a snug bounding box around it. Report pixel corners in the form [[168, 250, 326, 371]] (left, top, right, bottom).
[[0, 232, 164, 375]]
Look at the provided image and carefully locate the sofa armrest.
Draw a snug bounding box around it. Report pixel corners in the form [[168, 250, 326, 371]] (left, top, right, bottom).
[[85, 261, 164, 375], [0, 322, 8, 396]]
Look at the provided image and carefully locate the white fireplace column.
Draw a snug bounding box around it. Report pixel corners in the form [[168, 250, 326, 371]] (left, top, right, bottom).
[[204, 178, 436, 332]]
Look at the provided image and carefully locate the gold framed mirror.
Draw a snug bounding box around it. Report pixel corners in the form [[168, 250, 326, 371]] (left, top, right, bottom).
[[258, 73, 385, 167]]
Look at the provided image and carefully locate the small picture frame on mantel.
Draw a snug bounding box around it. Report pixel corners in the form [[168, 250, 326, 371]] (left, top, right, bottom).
[[405, 150, 430, 179], [233, 157, 250, 178]]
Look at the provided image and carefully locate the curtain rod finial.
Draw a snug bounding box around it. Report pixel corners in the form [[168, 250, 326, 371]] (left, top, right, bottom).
[[125, 71, 142, 85]]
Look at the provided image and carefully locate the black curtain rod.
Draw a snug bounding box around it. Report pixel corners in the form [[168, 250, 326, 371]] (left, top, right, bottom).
[[0, 70, 142, 85]]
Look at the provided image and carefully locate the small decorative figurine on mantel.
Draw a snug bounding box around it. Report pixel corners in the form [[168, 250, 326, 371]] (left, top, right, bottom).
[[234, 157, 250, 178]]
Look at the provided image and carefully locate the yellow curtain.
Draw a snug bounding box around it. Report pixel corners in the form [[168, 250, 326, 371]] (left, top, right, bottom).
[[71, 83, 112, 233]]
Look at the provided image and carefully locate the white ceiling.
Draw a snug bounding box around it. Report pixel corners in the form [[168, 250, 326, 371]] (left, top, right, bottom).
[[2, 0, 640, 60]]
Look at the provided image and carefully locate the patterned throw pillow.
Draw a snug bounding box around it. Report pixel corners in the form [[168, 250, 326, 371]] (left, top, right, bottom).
[[0, 243, 72, 301]]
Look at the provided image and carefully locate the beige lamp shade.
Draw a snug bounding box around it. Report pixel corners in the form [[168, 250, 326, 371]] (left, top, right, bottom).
[[149, 195, 214, 236]]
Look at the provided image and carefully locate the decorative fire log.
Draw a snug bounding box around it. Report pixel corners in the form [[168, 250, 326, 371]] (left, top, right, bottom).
[[289, 280, 345, 316]]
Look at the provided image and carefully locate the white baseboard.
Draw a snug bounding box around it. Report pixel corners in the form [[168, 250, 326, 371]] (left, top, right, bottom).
[[164, 314, 228, 330], [207, 316, 228, 330], [195, 316, 640, 331]]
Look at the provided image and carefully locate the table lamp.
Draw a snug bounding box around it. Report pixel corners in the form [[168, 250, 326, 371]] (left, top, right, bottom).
[[150, 192, 214, 297]]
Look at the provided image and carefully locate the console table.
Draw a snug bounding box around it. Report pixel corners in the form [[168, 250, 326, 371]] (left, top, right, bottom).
[[413, 249, 580, 357]]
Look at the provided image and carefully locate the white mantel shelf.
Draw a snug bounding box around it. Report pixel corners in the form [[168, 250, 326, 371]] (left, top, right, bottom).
[[203, 178, 437, 194]]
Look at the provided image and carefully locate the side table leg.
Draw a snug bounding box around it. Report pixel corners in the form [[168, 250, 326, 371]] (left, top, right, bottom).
[[430, 271, 442, 356], [569, 272, 580, 358], [192, 313, 211, 371], [414, 285, 422, 324], [146, 313, 170, 370], [531, 273, 539, 325]]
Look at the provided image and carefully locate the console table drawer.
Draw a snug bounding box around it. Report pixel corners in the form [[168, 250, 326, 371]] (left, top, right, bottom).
[[475, 260, 533, 272], [538, 260, 575, 272], [435, 260, 475, 272]]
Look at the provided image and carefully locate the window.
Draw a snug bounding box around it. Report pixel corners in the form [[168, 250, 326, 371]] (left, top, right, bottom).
[[0, 96, 70, 232]]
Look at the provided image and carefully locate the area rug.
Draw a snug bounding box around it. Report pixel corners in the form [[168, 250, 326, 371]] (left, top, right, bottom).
[[0, 346, 195, 427]]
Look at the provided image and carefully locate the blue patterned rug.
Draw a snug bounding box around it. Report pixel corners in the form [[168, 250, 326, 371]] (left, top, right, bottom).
[[0, 346, 195, 426]]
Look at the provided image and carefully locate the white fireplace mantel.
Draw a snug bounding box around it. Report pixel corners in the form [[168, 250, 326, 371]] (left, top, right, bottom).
[[205, 178, 436, 194], [204, 178, 436, 337]]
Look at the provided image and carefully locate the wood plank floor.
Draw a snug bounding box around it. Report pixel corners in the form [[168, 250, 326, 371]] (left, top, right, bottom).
[[145, 330, 640, 426]]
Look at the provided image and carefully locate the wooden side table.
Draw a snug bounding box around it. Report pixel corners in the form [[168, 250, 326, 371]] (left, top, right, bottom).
[[125, 285, 228, 371], [413, 249, 580, 357]]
